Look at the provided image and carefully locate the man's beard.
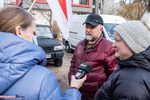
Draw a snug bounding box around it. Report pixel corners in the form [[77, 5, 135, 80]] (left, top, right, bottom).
[[85, 32, 99, 42]]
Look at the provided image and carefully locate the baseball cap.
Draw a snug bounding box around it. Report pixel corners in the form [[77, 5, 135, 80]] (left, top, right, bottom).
[[83, 13, 104, 26]]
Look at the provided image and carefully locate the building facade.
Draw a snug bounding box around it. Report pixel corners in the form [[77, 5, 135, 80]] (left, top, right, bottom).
[[4, 0, 121, 25]]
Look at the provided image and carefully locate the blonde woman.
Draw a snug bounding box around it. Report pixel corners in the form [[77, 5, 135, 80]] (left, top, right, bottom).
[[0, 6, 86, 100]]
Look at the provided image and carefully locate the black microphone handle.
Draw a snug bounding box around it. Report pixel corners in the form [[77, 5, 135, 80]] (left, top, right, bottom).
[[75, 69, 86, 79]]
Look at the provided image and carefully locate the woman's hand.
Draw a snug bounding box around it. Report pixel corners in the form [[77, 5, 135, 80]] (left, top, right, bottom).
[[70, 75, 87, 89]]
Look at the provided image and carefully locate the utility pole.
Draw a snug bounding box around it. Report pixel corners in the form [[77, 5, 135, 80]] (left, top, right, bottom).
[[147, 0, 150, 12], [95, 0, 100, 14], [100, 0, 104, 14]]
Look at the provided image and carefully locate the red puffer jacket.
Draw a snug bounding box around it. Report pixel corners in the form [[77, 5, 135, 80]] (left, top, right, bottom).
[[68, 34, 118, 100]]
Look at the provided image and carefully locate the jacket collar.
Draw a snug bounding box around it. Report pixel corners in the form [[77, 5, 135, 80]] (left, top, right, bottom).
[[117, 46, 150, 71]]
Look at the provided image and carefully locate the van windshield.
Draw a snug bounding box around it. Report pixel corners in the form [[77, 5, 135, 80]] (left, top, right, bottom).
[[36, 26, 53, 38], [104, 23, 119, 39]]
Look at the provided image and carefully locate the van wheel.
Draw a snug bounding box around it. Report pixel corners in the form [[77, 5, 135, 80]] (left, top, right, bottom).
[[65, 43, 72, 53], [54, 58, 63, 67]]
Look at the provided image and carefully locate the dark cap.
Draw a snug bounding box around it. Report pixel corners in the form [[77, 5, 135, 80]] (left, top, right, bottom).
[[83, 13, 104, 26]]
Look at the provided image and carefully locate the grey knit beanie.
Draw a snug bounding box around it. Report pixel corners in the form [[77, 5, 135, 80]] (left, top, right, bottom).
[[114, 12, 150, 53]]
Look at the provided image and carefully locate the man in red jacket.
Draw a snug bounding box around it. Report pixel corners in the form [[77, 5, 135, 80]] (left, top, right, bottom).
[[68, 13, 118, 100]]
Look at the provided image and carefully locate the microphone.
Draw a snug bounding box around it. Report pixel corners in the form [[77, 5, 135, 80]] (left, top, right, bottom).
[[75, 63, 92, 79]]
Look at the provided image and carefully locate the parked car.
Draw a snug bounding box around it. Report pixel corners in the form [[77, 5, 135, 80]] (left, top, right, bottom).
[[62, 14, 126, 53], [36, 24, 64, 67]]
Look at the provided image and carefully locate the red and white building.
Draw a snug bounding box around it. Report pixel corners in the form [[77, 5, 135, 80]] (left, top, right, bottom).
[[14, 0, 94, 25], [3, 0, 121, 25]]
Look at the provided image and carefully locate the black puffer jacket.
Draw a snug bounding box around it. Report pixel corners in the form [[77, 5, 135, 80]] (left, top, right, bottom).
[[94, 46, 150, 100]]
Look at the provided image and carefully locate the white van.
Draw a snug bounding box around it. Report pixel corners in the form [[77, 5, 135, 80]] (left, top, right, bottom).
[[62, 14, 126, 53]]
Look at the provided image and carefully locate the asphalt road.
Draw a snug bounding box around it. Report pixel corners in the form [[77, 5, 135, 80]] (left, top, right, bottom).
[[46, 50, 73, 93]]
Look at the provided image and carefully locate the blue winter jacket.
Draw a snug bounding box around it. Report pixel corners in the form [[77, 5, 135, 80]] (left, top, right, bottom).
[[0, 32, 81, 100]]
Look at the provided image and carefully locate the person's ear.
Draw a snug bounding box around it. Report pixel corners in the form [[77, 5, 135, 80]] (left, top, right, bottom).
[[15, 26, 23, 37], [100, 27, 103, 31]]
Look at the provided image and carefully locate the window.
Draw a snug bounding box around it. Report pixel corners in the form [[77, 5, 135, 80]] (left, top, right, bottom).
[[72, 0, 90, 7], [104, 23, 119, 39], [36, 26, 53, 39]]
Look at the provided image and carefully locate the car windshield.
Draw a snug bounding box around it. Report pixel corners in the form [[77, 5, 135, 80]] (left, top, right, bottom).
[[104, 23, 119, 39], [36, 26, 53, 38]]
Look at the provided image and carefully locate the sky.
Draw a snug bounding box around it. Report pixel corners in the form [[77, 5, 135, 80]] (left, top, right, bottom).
[[0, 0, 4, 8], [114, 0, 134, 4]]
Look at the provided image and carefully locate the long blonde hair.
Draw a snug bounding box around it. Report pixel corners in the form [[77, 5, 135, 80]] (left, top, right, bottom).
[[0, 6, 34, 34]]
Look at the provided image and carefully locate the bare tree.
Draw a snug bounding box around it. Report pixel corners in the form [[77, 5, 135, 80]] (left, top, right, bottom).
[[117, 1, 147, 20], [134, 0, 150, 11], [100, 0, 115, 14], [23, 0, 61, 42], [34, 4, 53, 27]]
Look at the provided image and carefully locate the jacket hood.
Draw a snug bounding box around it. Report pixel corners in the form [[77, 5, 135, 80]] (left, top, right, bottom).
[[0, 32, 46, 94], [117, 46, 150, 71]]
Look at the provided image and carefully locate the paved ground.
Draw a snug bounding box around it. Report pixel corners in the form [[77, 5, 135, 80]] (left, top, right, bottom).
[[46, 51, 73, 93]]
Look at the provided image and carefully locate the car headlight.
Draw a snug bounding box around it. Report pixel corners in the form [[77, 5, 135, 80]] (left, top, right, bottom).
[[54, 45, 63, 51]]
